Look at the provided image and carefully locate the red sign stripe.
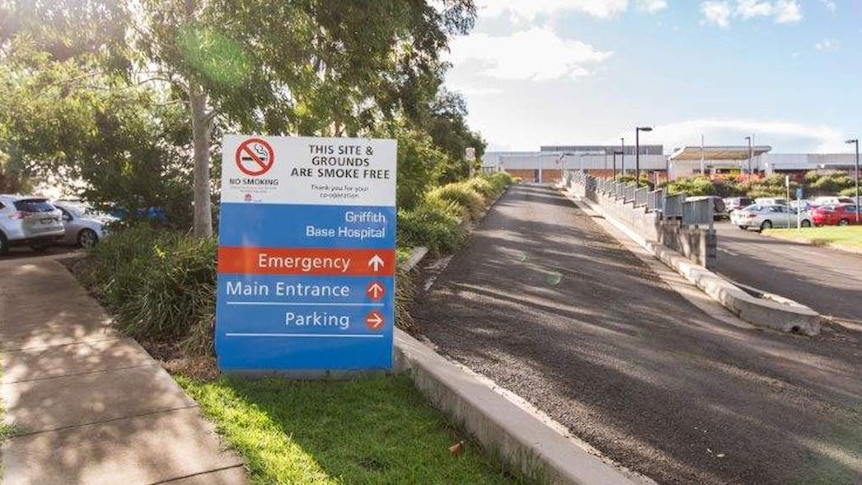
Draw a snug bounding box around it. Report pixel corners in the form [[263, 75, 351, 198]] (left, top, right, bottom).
[[218, 247, 396, 276]]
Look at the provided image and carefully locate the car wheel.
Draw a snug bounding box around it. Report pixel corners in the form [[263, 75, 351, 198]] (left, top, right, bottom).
[[801, 220, 811, 228], [77, 229, 99, 249], [0, 233, 8, 256], [760, 220, 772, 231], [839, 219, 850, 226]]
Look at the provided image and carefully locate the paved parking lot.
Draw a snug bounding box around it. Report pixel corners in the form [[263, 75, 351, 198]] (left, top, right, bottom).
[[714, 221, 862, 323], [413, 185, 862, 484]]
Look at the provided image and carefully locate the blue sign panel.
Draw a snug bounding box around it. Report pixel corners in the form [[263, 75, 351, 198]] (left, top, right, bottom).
[[216, 136, 397, 371]]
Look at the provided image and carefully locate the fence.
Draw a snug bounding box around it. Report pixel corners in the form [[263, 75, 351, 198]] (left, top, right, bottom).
[[647, 189, 664, 212], [563, 173, 714, 229]]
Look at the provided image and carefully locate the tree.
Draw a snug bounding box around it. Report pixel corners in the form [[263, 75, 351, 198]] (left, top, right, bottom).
[[1, 0, 479, 235], [136, 0, 476, 236], [426, 90, 486, 183]]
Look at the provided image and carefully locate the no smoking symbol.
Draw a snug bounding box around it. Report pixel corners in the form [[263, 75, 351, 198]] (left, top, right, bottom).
[[235, 138, 275, 176]]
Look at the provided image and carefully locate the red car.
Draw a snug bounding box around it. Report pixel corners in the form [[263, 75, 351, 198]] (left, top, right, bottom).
[[810, 203, 861, 226]]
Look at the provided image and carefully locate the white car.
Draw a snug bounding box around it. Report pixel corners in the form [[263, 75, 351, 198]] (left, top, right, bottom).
[[731, 204, 812, 231], [0, 194, 65, 255], [52, 201, 116, 248], [754, 197, 788, 206]]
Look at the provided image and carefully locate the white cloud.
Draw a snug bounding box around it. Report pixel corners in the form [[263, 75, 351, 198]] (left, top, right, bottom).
[[479, 0, 628, 21], [448, 28, 613, 81], [821, 0, 836, 12], [654, 119, 846, 154], [636, 0, 668, 13], [815, 38, 840, 51], [774, 0, 802, 23], [736, 0, 773, 19], [700, 0, 802, 27], [701, 1, 733, 27]]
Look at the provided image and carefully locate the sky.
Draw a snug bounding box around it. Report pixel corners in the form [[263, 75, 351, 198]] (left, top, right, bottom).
[[444, 0, 862, 154]]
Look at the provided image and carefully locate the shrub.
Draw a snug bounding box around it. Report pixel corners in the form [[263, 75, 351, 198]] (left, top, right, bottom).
[[840, 187, 859, 198], [426, 182, 485, 221], [395, 263, 415, 330], [88, 224, 217, 355], [465, 177, 496, 198], [667, 175, 715, 196], [397, 202, 465, 255]]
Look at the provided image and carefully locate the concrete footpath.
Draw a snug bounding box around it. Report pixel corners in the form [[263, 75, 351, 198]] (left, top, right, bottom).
[[0, 257, 247, 484]]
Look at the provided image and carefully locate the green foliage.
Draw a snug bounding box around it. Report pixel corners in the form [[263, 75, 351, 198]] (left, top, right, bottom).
[[87, 225, 216, 355], [386, 125, 447, 210], [810, 171, 854, 194], [482, 171, 514, 193], [176, 374, 521, 484], [804, 170, 821, 184], [427, 182, 485, 221], [667, 176, 715, 196], [395, 263, 416, 330], [840, 187, 859, 198], [397, 201, 466, 255]]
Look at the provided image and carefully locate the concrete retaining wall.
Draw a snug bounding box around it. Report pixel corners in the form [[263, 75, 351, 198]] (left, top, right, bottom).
[[566, 177, 715, 269]]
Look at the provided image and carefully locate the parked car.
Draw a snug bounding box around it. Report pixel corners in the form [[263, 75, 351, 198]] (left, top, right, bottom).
[[52, 201, 116, 248], [813, 196, 854, 206], [0, 194, 65, 255], [686, 195, 727, 219], [754, 197, 788, 206], [730, 204, 812, 231], [723, 196, 754, 214], [810, 203, 861, 226]]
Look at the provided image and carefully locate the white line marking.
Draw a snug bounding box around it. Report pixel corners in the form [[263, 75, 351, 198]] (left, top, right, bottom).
[[717, 247, 739, 256], [225, 333, 384, 338], [226, 302, 384, 307]]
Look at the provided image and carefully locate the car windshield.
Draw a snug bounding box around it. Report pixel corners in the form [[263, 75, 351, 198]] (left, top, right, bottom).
[[13, 198, 55, 213]]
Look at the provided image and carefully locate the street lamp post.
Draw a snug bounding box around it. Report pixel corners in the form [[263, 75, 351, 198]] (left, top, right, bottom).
[[613, 150, 622, 181], [635, 126, 653, 186], [620, 137, 625, 180], [845, 138, 860, 223], [745, 135, 753, 178]]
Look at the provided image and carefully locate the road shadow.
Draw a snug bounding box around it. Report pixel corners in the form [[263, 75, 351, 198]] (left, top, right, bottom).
[[412, 184, 862, 485]]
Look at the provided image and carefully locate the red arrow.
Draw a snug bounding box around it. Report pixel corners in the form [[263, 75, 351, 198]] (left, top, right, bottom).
[[366, 281, 385, 301], [365, 311, 385, 331]]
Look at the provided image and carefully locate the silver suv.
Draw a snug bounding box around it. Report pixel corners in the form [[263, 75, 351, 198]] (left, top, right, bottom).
[[0, 195, 65, 255]]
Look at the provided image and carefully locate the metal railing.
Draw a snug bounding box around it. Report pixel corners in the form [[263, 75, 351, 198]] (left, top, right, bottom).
[[663, 194, 686, 219], [634, 187, 649, 208], [623, 184, 636, 204], [682, 198, 714, 229], [647, 189, 664, 212]]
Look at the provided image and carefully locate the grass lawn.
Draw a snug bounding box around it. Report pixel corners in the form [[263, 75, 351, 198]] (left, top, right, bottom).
[[765, 226, 862, 249], [175, 373, 526, 485]]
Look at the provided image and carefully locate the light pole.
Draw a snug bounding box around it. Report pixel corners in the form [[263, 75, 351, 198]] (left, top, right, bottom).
[[845, 138, 860, 223], [620, 137, 625, 179], [635, 126, 652, 186], [745, 135, 753, 178], [613, 150, 622, 181]]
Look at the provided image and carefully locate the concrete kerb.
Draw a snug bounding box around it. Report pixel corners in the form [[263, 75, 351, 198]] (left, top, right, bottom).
[[559, 184, 822, 336], [395, 246, 648, 485]]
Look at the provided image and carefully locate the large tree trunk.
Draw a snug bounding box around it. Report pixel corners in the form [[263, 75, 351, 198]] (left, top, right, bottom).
[[189, 80, 213, 238]]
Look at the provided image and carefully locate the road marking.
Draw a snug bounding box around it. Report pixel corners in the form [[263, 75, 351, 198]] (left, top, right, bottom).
[[717, 247, 738, 256]]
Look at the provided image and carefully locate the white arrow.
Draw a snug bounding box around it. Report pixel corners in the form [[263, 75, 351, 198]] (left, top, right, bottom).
[[367, 313, 384, 329], [368, 282, 384, 298], [368, 255, 385, 272]]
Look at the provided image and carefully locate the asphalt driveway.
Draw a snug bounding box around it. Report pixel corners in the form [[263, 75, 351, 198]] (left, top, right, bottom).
[[412, 185, 862, 485]]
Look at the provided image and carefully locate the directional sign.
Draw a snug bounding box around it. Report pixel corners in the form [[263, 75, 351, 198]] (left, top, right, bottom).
[[216, 135, 397, 371]]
